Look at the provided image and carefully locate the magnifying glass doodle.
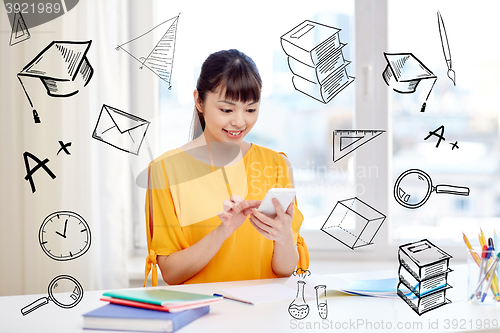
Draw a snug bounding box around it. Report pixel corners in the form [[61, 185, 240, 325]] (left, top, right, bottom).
[[21, 275, 84, 316], [394, 169, 470, 209]]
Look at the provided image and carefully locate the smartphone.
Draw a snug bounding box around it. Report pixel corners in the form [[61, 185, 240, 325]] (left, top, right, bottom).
[[258, 188, 297, 216]]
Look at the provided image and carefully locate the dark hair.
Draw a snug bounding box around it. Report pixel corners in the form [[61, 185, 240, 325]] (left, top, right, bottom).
[[190, 49, 262, 140]]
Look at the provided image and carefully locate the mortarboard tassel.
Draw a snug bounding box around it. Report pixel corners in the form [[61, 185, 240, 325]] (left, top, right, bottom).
[[33, 110, 41, 123], [421, 78, 438, 112]]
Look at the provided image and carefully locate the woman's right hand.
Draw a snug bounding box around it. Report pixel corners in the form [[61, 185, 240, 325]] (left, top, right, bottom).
[[217, 195, 259, 239]]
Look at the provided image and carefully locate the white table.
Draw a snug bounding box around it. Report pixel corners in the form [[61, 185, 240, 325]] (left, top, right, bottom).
[[1, 265, 499, 333]]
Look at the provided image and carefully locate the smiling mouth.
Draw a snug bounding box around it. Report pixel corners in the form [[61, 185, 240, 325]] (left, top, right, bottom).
[[223, 129, 245, 136]]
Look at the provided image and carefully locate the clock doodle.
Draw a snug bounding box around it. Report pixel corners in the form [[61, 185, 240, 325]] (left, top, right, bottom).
[[39, 211, 91, 261]]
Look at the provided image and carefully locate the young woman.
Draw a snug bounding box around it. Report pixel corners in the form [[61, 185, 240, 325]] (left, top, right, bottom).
[[144, 49, 308, 286]]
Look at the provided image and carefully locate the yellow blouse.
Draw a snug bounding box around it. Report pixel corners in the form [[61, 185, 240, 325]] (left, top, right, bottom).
[[144, 143, 309, 286]]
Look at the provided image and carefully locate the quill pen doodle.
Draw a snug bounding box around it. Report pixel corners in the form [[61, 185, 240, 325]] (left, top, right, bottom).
[[437, 11, 455, 86]]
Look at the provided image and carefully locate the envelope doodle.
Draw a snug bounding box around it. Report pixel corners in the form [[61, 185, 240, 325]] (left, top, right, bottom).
[[92, 105, 150, 155], [17, 40, 94, 123]]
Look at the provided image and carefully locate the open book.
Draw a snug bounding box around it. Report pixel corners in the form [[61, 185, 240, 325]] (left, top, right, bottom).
[[339, 278, 399, 298], [219, 275, 401, 305]]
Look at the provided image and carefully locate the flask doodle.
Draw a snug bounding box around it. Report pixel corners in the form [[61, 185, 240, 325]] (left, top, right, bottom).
[[288, 280, 309, 320]]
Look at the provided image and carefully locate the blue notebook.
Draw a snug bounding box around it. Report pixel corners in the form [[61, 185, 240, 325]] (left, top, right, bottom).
[[83, 303, 209, 332]]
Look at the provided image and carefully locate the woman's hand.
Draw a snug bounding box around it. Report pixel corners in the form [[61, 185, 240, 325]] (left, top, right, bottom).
[[249, 198, 294, 245], [217, 195, 259, 239]]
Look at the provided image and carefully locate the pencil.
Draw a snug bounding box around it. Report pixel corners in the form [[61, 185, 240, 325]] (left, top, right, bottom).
[[213, 293, 254, 305], [479, 232, 485, 248], [463, 233, 479, 263], [463, 232, 500, 300], [480, 228, 487, 246]]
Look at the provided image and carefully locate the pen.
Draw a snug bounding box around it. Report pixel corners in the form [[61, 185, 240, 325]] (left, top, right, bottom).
[[474, 245, 490, 300], [478, 253, 500, 302], [488, 238, 495, 278], [495, 230, 499, 282], [489, 238, 496, 273], [213, 293, 254, 305]]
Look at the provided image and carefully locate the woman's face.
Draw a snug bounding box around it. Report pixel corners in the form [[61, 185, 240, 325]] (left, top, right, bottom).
[[196, 88, 259, 145]]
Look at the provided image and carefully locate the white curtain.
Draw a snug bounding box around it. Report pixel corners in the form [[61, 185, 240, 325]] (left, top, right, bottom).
[[0, 0, 158, 295]]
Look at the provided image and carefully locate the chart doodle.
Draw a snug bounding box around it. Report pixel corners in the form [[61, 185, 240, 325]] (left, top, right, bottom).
[[116, 14, 179, 88]]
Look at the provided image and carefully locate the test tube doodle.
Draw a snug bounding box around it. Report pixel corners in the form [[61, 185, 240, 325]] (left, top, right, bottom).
[[315, 285, 328, 319]]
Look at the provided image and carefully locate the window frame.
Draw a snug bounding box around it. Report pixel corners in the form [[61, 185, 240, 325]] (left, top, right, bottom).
[[133, 0, 471, 264]]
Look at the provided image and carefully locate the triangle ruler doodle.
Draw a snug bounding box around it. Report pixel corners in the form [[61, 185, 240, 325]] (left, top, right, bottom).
[[333, 130, 385, 162], [10, 11, 31, 46], [116, 14, 179, 88]]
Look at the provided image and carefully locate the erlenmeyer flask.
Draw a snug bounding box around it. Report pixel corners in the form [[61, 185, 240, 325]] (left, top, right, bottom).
[[315, 285, 328, 319], [288, 280, 309, 319]]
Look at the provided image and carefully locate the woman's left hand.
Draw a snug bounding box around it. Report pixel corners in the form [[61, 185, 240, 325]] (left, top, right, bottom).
[[249, 198, 294, 244]]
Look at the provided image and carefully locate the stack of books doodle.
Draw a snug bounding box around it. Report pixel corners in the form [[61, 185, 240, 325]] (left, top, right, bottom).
[[397, 239, 452, 316], [280, 20, 354, 104]]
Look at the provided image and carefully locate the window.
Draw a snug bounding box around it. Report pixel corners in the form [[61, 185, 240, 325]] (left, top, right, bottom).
[[132, 0, 391, 258]]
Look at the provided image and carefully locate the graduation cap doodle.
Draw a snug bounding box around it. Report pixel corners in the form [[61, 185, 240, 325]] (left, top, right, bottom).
[[17, 40, 94, 123], [382, 53, 437, 112]]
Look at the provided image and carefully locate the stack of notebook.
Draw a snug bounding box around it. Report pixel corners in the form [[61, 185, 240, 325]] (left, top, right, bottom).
[[396, 239, 452, 315], [82, 289, 223, 332], [280, 20, 354, 104]]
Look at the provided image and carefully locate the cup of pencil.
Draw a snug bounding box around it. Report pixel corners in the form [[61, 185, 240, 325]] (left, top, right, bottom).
[[464, 231, 500, 305]]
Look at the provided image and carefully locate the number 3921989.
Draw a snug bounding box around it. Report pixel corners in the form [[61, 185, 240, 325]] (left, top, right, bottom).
[[5, 2, 62, 14]]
